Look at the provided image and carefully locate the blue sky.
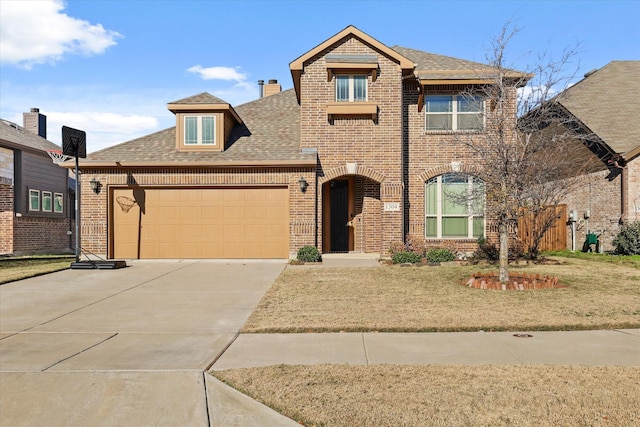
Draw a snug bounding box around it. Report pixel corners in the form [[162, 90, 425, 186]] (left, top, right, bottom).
[[1, 0, 638, 152]]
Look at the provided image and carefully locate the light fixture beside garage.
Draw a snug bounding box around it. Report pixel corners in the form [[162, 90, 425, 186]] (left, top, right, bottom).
[[89, 177, 101, 194], [298, 176, 309, 193]]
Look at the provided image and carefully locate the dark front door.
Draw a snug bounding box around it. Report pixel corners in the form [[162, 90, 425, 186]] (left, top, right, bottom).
[[330, 180, 349, 252]]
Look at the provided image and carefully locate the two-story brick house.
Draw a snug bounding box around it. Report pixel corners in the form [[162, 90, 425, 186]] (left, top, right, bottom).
[[75, 26, 528, 259]]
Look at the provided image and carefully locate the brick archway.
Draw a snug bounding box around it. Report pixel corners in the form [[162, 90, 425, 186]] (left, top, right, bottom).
[[319, 164, 386, 185], [418, 163, 481, 182]]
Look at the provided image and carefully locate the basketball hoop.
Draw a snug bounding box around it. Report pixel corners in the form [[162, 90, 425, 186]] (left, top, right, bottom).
[[47, 149, 73, 165], [116, 196, 137, 213]]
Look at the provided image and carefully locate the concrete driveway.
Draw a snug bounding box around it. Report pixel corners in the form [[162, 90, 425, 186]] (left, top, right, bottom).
[[0, 260, 295, 427]]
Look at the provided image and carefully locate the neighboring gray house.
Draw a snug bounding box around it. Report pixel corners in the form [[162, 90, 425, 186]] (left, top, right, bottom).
[[0, 109, 72, 255]]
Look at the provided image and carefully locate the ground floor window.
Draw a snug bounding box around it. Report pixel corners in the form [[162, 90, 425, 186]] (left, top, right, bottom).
[[425, 173, 485, 238]]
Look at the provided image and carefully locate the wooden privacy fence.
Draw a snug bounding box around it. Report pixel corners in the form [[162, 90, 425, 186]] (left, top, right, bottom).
[[517, 204, 567, 252]]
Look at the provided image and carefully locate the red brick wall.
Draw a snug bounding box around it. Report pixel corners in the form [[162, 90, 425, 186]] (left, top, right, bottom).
[[560, 169, 622, 252], [300, 35, 404, 254], [404, 82, 518, 255], [12, 216, 71, 254], [0, 182, 14, 254]]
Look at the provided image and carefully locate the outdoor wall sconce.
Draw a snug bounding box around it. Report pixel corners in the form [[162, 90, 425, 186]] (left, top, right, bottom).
[[298, 176, 309, 193], [89, 177, 101, 194]]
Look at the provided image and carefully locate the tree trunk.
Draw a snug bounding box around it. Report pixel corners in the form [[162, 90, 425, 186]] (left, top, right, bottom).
[[499, 220, 509, 282]]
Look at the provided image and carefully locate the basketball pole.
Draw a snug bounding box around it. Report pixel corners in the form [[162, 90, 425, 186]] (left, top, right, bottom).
[[74, 146, 80, 264]]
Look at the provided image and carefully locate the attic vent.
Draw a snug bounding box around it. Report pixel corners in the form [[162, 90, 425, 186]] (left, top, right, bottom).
[[584, 68, 598, 78], [1, 119, 20, 130]]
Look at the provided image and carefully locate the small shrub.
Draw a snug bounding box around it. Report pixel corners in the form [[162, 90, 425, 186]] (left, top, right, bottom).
[[297, 246, 321, 262], [388, 241, 406, 256], [392, 251, 422, 264], [475, 237, 499, 261], [405, 235, 428, 258], [426, 248, 455, 263], [613, 221, 640, 255]]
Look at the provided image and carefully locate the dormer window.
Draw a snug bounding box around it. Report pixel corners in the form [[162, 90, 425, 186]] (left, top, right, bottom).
[[167, 92, 243, 152], [336, 75, 368, 102], [185, 116, 215, 145]]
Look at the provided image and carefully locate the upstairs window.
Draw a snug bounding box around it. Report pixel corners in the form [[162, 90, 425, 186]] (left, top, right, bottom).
[[425, 174, 485, 239], [29, 189, 40, 211], [184, 116, 215, 145], [336, 75, 367, 102], [425, 95, 483, 131], [42, 191, 52, 212]]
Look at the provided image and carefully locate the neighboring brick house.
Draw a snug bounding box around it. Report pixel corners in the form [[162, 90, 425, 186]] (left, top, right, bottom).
[[0, 109, 73, 255], [75, 25, 529, 259], [537, 61, 640, 251]]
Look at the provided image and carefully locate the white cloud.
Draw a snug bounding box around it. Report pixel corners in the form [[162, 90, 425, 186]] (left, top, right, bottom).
[[0, 0, 121, 67], [187, 65, 248, 82], [46, 112, 160, 152]]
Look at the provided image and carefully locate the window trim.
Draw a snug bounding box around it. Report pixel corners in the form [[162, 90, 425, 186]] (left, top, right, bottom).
[[29, 189, 40, 212], [425, 174, 485, 239], [424, 95, 484, 132], [335, 74, 368, 102], [183, 115, 216, 145], [42, 191, 52, 212], [54, 192, 64, 213]]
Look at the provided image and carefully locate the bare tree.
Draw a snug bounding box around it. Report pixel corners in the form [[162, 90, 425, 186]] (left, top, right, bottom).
[[453, 23, 595, 281]]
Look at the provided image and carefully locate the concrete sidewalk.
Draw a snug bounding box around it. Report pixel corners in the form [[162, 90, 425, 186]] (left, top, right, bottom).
[[212, 329, 640, 370]]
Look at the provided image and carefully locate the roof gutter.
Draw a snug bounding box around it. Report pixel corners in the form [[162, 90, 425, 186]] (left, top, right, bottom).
[[60, 159, 318, 169]]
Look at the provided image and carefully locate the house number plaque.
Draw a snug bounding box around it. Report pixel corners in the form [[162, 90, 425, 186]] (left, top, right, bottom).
[[384, 202, 400, 212]]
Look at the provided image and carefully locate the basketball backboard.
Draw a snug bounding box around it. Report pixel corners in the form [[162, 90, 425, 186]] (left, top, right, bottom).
[[62, 125, 87, 158]]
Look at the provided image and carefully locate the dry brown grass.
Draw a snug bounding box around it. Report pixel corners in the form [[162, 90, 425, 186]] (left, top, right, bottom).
[[242, 258, 640, 333], [0, 257, 71, 285], [213, 364, 640, 427]]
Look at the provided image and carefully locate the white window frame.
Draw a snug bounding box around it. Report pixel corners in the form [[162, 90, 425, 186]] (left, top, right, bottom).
[[335, 75, 368, 102], [42, 191, 52, 212], [54, 192, 64, 213], [425, 95, 484, 131], [184, 115, 216, 145], [29, 189, 40, 211], [425, 174, 485, 239]]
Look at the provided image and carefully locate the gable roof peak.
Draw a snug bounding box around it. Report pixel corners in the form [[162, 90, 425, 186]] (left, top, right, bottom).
[[289, 25, 415, 102], [169, 92, 229, 105]]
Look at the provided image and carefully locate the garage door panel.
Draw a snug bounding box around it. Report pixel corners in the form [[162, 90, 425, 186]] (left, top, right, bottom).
[[113, 187, 288, 259], [158, 206, 179, 224]]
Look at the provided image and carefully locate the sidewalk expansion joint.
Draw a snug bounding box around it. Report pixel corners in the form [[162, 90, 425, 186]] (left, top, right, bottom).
[[362, 333, 370, 366], [205, 332, 240, 371], [41, 333, 118, 372]]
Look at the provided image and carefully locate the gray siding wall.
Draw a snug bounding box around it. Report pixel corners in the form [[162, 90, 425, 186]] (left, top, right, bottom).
[[18, 150, 68, 217]]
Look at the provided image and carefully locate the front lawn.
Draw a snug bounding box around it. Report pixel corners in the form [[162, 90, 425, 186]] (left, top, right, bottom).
[[242, 257, 640, 333], [215, 256, 640, 426], [0, 256, 72, 284]]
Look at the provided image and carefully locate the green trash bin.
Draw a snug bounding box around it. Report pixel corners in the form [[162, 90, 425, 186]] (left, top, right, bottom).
[[582, 233, 599, 252]]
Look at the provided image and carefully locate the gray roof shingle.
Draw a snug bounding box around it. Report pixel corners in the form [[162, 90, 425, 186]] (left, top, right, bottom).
[[87, 88, 311, 164], [0, 119, 61, 153], [558, 61, 640, 156], [168, 92, 229, 105]]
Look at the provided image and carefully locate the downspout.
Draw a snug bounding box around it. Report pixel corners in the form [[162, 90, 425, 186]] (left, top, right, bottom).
[[620, 166, 628, 224]]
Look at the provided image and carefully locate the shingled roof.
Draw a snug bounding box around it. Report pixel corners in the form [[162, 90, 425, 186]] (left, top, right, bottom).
[[86, 88, 313, 165], [557, 61, 640, 159], [393, 46, 530, 82], [0, 119, 61, 153], [168, 92, 228, 105]]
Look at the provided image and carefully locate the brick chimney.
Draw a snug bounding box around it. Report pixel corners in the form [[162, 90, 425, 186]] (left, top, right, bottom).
[[263, 79, 281, 97], [23, 108, 47, 139]]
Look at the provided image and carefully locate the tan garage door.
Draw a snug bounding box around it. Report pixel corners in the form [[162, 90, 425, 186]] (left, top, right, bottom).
[[112, 187, 289, 259]]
